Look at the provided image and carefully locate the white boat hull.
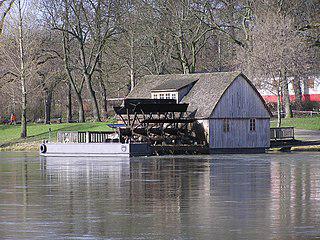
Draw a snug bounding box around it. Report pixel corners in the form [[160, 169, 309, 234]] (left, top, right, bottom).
[[39, 143, 151, 157]]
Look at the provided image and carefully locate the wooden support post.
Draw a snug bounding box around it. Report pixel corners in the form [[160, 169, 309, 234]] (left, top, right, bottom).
[[127, 109, 131, 126], [292, 128, 295, 140], [86, 132, 90, 143], [131, 112, 137, 128]]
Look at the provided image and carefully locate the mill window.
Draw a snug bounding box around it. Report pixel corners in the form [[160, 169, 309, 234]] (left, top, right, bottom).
[[250, 119, 256, 131], [159, 93, 165, 99], [223, 119, 230, 133], [165, 93, 170, 99]]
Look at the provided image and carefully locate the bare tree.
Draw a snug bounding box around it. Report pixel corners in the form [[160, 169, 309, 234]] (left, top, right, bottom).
[[241, 10, 309, 125], [0, 0, 15, 37], [37, 58, 64, 124], [108, 0, 154, 91], [186, 0, 255, 72], [162, 0, 212, 74], [62, 24, 86, 122], [17, 0, 27, 137], [48, 0, 121, 122], [0, 0, 43, 133]]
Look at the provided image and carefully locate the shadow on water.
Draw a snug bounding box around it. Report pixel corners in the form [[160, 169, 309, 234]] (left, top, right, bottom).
[[0, 152, 320, 239]]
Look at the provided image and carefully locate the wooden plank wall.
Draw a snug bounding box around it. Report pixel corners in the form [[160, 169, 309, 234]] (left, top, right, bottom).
[[212, 76, 270, 118], [209, 118, 270, 148], [208, 76, 270, 149]]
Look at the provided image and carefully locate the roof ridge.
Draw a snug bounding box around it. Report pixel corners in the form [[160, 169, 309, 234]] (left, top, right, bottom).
[[143, 71, 242, 78]]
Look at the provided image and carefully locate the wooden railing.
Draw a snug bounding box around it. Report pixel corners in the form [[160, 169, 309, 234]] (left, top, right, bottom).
[[57, 131, 118, 143], [292, 110, 320, 117], [270, 127, 294, 141]]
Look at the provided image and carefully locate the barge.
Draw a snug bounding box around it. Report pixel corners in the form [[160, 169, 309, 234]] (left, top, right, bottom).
[[40, 142, 151, 157], [40, 99, 206, 157], [40, 129, 153, 157]]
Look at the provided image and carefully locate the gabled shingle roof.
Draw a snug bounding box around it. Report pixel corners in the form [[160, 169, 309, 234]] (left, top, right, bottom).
[[128, 74, 192, 98], [180, 72, 241, 118], [151, 78, 198, 92], [127, 71, 270, 118]]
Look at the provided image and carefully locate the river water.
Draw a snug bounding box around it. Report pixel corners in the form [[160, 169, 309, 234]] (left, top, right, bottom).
[[0, 152, 320, 240]]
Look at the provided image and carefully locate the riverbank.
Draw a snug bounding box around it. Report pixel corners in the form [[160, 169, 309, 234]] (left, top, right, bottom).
[[292, 145, 320, 151], [0, 141, 40, 152], [269, 142, 320, 152], [0, 122, 114, 151], [270, 116, 320, 130], [1, 117, 319, 152]]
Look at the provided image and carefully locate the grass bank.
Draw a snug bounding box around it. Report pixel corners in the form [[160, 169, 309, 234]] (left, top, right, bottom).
[[1, 117, 319, 152], [0, 122, 114, 151], [271, 116, 320, 130]]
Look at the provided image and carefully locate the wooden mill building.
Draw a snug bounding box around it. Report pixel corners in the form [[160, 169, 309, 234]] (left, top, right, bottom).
[[127, 71, 272, 153]]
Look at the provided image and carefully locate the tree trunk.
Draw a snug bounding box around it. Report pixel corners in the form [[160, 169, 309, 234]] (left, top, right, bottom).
[[99, 79, 108, 117], [282, 71, 293, 118], [177, 27, 190, 74], [277, 84, 282, 128], [218, 38, 222, 71], [181, 53, 189, 74], [66, 80, 84, 123], [79, 41, 100, 121], [190, 42, 196, 73], [181, 58, 189, 74], [97, 54, 107, 118], [67, 82, 72, 123], [74, 91, 84, 123], [21, 88, 27, 138], [129, 34, 136, 92], [78, 100, 84, 123], [293, 76, 303, 110], [130, 67, 135, 92], [44, 89, 53, 124], [69, 81, 84, 123], [18, 0, 27, 138], [84, 74, 101, 122], [62, 30, 84, 123]]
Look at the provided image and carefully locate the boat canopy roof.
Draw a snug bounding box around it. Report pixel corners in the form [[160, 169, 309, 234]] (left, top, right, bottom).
[[114, 98, 189, 114]]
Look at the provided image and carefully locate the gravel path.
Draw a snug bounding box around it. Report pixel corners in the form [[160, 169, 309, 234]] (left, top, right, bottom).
[[294, 129, 320, 141]]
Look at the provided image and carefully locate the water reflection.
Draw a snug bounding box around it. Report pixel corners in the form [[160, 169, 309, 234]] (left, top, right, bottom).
[[0, 153, 320, 239], [269, 157, 320, 239]]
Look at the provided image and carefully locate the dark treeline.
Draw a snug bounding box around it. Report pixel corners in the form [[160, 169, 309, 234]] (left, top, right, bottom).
[[0, 0, 319, 137]]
